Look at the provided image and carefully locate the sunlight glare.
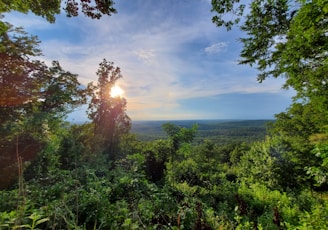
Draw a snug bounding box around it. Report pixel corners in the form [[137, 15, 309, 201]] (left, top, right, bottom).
[[110, 85, 124, 97]]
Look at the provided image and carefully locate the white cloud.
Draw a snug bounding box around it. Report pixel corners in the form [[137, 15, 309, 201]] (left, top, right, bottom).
[[204, 42, 228, 55], [134, 49, 156, 64], [7, 0, 293, 120], [4, 12, 51, 29]]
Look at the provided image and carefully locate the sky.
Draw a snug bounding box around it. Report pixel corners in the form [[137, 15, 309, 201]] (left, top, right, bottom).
[[4, 0, 295, 121]]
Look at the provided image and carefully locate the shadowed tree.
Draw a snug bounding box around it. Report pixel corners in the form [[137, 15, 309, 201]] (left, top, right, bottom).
[[0, 23, 86, 127], [0, 23, 86, 188], [87, 59, 131, 162], [0, 23, 43, 125]]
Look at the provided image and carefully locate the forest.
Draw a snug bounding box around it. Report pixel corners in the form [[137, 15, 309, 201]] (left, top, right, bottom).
[[131, 120, 269, 144], [1, 0, 328, 229]]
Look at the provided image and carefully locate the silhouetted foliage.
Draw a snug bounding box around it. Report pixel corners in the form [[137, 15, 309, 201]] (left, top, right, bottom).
[[87, 59, 131, 161]]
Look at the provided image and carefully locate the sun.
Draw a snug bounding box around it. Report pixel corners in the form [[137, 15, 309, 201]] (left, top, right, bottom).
[[110, 85, 124, 97]]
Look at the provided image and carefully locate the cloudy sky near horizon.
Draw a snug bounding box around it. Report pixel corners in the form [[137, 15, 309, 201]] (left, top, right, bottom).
[[4, 0, 295, 121]]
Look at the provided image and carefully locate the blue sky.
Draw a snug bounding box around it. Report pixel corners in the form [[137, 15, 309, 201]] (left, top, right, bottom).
[[5, 0, 295, 121]]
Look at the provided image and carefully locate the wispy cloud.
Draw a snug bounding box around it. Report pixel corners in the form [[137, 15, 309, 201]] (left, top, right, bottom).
[[204, 42, 228, 55], [5, 0, 293, 120], [134, 49, 156, 64], [4, 12, 51, 29]]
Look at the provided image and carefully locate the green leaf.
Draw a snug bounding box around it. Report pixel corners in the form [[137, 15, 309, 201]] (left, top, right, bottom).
[[12, 224, 31, 229], [35, 217, 50, 226]]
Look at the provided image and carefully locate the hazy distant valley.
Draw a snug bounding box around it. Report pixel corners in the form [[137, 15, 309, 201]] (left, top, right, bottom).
[[131, 119, 272, 144]]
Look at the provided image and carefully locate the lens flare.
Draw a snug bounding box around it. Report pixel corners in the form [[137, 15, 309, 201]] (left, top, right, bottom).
[[110, 85, 124, 97]]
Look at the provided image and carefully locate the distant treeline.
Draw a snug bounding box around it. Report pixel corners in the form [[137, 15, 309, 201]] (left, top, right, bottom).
[[131, 119, 273, 144]]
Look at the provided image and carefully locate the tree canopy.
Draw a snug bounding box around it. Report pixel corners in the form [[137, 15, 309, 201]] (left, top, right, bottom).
[[0, 0, 117, 33], [87, 59, 131, 161], [0, 23, 86, 126], [0, 0, 117, 22], [211, 0, 328, 99], [211, 0, 328, 189]]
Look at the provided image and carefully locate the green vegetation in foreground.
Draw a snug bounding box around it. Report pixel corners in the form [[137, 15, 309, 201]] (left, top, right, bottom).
[[1, 0, 328, 229], [1, 120, 328, 229]]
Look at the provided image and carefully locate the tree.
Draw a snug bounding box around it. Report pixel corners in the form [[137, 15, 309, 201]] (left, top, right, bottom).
[[0, 0, 117, 34], [162, 122, 198, 152], [39, 60, 86, 115], [87, 59, 131, 161], [0, 23, 86, 125], [0, 23, 42, 125], [211, 0, 328, 190], [0, 0, 117, 23], [143, 139, 172, 183], [306, 126, 328, 188], [238, 136, 296, 191], [0, 23, 86, 188], [211, 0, 328, 98]]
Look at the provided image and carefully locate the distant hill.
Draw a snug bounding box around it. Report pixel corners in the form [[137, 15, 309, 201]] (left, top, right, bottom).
[[131, 119, 273, 145]]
